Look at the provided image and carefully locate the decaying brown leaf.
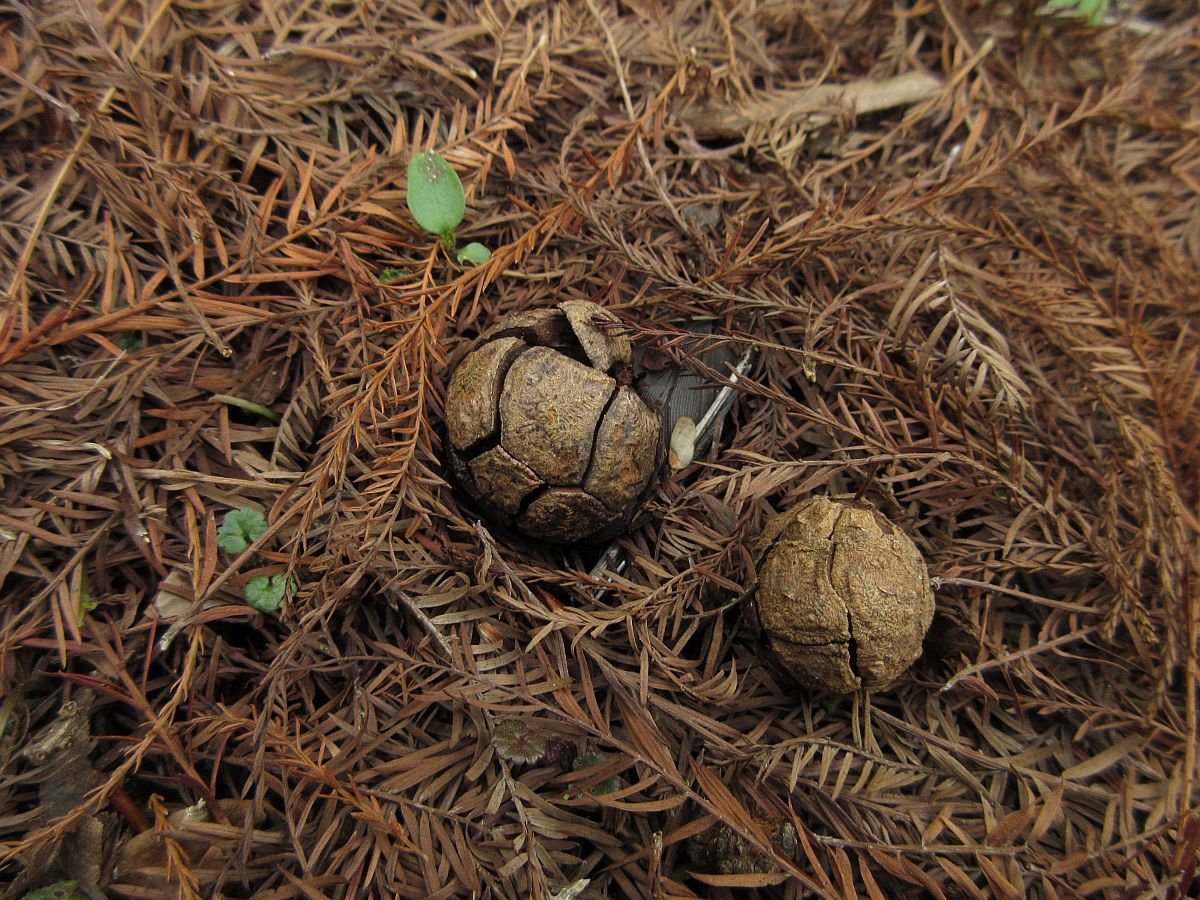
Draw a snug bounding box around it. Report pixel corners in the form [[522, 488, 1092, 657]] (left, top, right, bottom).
[[10, 692, 105, 898]]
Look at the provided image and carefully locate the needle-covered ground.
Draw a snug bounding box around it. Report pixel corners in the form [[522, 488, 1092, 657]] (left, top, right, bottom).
[[0, 2, 1197, 898]]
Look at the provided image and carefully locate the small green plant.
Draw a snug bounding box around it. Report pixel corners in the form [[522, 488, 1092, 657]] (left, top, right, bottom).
[[76, 567, 97, 627], [493, 717, 577, 767], [405, 150, 489, 265], [494, 718, 548, 764], [245, 574, 296, 613], [570, 749, 622, 796], [218, 508, 296, 614], [211, 393, 280, 421], [217, 507, 268, 554], [1042, 0, 1108, 24], [378, 266, 412, 284], [407, 150, 464, 244], [455, 242, 491, 266], [75, 592, 96, 628]]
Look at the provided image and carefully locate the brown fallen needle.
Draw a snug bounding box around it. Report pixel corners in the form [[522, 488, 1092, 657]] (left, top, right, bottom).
[[683, 70, 943, 139]]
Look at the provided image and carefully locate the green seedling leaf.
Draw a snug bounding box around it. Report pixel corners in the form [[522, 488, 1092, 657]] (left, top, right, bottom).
[[493, 718, 548, 764], [407, 151, 465, 239], [211, 393, 280, 421], [456, 242, 491, 266], [245, 574, 295, 613], [76, 567, 97, 628], [21, 881, 86, 900], [1042, 0, 1108, 24], [492, 718, 578, 766], [570, 749, 622, 796], [378, 266, 412, 284], [217, 508, 268, 554], [77, 598, 97, 624]]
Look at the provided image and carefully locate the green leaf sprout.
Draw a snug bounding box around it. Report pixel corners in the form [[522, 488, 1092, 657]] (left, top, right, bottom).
[[378, 266, 411, 284], [407, 151, 465, 243], [211, 393, 280, 421], [217, 508, 268, 554], [456, 242, 491, 266], [493, 718, 549, 764], [1042, 0, 1108, 24], [570, 749, 622, 796], [245, 574, 295, 613], [20, 882, 86, 900], [76, 567, 97, 627]]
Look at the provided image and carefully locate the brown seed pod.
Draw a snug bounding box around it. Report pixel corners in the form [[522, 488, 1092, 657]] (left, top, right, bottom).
[[752, 496, 934, 692], [445, 300, 662, 543]]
